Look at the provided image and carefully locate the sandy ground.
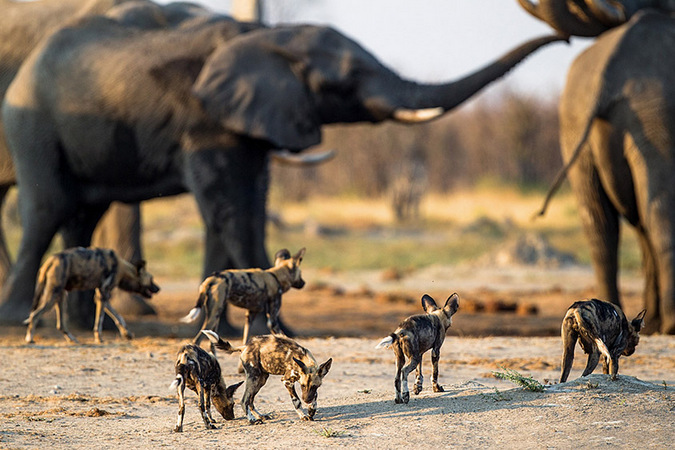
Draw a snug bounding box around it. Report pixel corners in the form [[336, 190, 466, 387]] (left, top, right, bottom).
[[1, 265, 674, 448]]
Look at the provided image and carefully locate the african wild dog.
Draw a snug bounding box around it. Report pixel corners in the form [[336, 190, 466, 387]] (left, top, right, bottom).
[[376, 293, 459, 404], [202, 330, 332, 424], [24, 247, 160, 344], [181, 248, 306, 351], [560, 298, 646, 383], [169, 343, 243, 432]]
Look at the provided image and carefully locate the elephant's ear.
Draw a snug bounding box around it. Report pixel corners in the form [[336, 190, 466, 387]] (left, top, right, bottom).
[[191, 39, 321, 151]]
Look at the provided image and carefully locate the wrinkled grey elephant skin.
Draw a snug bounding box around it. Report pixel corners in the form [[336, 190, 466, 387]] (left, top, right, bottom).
[[557, 11, 675, 333], [0, 10, 564, 322]]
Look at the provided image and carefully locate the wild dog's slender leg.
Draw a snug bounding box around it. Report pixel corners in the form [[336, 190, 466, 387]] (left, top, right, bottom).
[[283, 380, 309, 420], [103, 302, 133, 340], [94, 291, 106, 344], [413, 358, 423, 395], [602, 355, 610, 374], [393, 345, 405, 403], [559, 321, 579, 382], [241, 369, 269, 424], [55, 292, 78, 344], [431, 348, 444, 392], [174, 378, 186, 432], [204, 389, 214, 423], [24, 291, 56, 343], [243, 311, 256, 346], [400, 354, 422, 404], [582, 348, 601, 377], [197, 384, 215, 429], [266, 294, 283, 335]]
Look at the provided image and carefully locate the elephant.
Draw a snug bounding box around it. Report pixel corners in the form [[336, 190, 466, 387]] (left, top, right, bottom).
[[524, 6, 675, 333], [0, 12, 564, 323]]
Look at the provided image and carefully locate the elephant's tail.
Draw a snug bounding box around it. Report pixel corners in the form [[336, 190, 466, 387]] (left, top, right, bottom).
[[534, 106, 597, 219]]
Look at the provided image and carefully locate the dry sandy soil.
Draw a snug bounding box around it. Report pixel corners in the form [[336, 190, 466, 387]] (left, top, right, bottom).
[[1, 264, 674, 449]]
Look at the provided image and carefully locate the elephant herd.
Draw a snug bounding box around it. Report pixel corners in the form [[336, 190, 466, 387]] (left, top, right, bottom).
[[0, 0, 673, 334]]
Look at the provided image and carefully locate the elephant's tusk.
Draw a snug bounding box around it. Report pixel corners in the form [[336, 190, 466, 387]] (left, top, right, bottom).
[[393, 107, 445, 123], [271, 149, 336, 166]]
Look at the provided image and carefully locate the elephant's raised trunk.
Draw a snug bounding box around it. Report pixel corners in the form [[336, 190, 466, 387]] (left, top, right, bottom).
[[392, 34, 567, 119]]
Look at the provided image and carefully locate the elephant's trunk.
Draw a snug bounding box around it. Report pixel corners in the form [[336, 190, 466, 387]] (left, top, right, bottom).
[[393, 34, 567, 117]]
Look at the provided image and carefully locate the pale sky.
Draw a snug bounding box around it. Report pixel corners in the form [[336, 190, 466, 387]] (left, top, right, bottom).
[[171, 0, 595, 101]]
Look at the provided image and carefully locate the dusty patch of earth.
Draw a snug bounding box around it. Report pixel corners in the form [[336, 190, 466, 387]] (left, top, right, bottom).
[[1, 265, 673, 448]]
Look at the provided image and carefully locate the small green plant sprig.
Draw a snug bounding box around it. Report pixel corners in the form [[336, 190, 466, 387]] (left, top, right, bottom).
[[492, 367, 545, 392], [315, 426, 346, 438]]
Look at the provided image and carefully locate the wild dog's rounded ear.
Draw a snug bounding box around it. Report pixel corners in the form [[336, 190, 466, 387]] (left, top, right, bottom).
[[226, 380, 244, 397], [274, 249, 291, 261], [293, 357, 309, 374], [421, 294, 439, 313], [318, 358, 332, 377], [444, 293, 460, 315], [293, 248, 306, 262], [633, 309, 647, 330], [133, 259, 147, 272]]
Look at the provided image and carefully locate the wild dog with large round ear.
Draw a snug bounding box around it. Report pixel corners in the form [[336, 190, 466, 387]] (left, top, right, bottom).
[[560, 298, 646, 383], [376, 293, 459, 404], [23, 247, 160, 344], [170, 343, 243, 432], [181, 248, 306, 353]]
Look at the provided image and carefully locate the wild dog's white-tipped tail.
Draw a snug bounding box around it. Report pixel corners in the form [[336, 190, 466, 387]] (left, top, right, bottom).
[[375, 335, 394, 349], [180, 307, 201, 323], [169, 374, 183, 391], [201, 329, 219, 343]]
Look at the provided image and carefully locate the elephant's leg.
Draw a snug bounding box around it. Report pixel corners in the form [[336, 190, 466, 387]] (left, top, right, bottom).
[[0, 185, 13, 287], [567, 148, 621, 306], [0, 193, 67, 322], [636, 232, 661, 333]]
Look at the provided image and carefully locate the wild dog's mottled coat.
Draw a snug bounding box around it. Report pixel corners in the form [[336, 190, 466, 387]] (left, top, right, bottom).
[[560, 298, 646, 382], [24, 247, 160, 344], [202, 330, 332, 424], [170, 343, 243, 432], [182, 248, 306, 350], [376, 293, 459, 404]]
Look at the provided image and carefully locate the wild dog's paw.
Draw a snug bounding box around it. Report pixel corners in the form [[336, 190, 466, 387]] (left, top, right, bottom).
[[248, 418, 264, 425], [413, 384, 423, 395], [433, 384, 445, 393], [301, 415, 314, 421], [173, 426, 183, 433], [401, 392, 410, 404]]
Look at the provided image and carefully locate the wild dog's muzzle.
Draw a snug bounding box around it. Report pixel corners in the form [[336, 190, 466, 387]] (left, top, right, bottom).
[[141, 282, 161, 298]]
